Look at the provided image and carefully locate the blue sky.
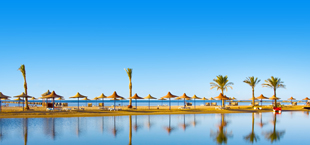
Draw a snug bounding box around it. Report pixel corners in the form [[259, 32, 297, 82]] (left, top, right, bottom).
[[0, 0, 309, 99]]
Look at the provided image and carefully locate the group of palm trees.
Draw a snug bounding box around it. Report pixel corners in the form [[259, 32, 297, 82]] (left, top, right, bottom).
[[210, 75, 285, 107], [16, 64, 285, 110]]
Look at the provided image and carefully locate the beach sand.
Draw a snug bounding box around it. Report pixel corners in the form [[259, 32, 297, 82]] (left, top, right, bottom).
[[0, 105, 308, 118]]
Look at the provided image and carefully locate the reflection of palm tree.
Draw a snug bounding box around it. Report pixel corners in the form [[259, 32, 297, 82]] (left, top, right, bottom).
[[164, 115, 174, 135], [264, 113, 285, 143], [23, 118, 28, 145], [129, 115, 132, 145], [244, 113, 259, 143], [211, 114, 232, 144]]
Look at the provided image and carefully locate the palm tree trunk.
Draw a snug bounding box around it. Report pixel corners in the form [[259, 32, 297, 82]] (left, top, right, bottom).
[[274, 88, 277, 108], [252, 87, 255, 107], [23, 79, 29, 110], [129, 81, 132, 107], [221, 89, 224, 107]]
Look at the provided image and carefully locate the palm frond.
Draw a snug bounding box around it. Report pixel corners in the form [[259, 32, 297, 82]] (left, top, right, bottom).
[[210, 75, 233, 93], [124, 68, 133, 79]]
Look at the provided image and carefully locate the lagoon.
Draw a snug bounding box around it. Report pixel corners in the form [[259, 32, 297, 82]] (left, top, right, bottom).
[[0, 111, 309, 145]]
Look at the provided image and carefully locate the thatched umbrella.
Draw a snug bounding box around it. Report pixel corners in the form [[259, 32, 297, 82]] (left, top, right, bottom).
[[128, 93, 144, 109], [175, 97, 181, 106], [92, 97, 99, 106], [107, 91, 123, 110], [214, 93, 230, 107], [162, 92, 178, 110], [0, 92, 10, 112], [302, 97, 310, 105], [97, 93, 107, 107], [43, 91, 63, 110], [69, 92, 87, 110], [14, 92, 33, 111], [210, 97, 215, 105], [144, 94, 156, 109], [288, 97, 296, 105], [178, 93, 191, 108], [200, 97, 208, 105], [158, 97, 166, 106], [118, 97, 126, 106], [29, 97, 37, 100], [56, 97, 65, 105], [269, 95, 280, 107], [256, 94, 268, 106], [41, 90, 51, 104], [191, 95, 201, 109], [82, 97, 90, 106]]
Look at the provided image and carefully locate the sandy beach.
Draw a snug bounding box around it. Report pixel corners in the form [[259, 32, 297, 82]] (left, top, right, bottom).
[[0, 105, 308, 118]]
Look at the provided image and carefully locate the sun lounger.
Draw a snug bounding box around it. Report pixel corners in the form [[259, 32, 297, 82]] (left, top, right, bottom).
[[109, 108, 122, 111], [211, 102, 217, 106], [62, 108, 71, 111], [254, 107, 262, 110], [215, 107, 230, 110], [205, 103, 210, 106], [229, 102, 238, 106], [178, 107, 190, 109], [186, 103, 192, 106], [98, 107, 107, 110]]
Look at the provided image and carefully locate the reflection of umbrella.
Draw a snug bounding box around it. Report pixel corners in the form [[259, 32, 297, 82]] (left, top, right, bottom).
[[191, 95, 201, 109], [14, 92, 33, 111], [162, 92, 178, 110], [164, 115, 174, 135], [269, 95, 280, 107], [179, 93, 191, 108], [69, 92, 87, 110], [158, 97, 166, 106], [214, 93, 230, 107], [287, 97, 296, 104], [0, 92, 10, 112], [128, 93, 143, 109], [257, 113, 267, 128], [179, 114, 189, 131], [256, 94, 268, 106], [111, 116, 118, 137], [43, 91, 63, 110], [146, 115, 152, 129], [107, 91, 123, 110], [97, 93, 107, 107], [144, 94, 156, 109], [192, 114, 197, 127]]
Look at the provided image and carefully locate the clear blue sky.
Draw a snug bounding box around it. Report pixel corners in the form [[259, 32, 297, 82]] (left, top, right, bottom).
[[0, 0, 309, 100]]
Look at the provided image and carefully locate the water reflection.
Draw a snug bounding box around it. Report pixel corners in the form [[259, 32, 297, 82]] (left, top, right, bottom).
[[263, 113, 285, 143], [164, 115, 175, 135], [210, 114, 233, 144], [244, 113, 259, 143], [23, 118, 28, 145], [179, 114, 189, 131], [192, 114, 197, 127], [129, 115, 132, 145], [257, 113, 267, 128]]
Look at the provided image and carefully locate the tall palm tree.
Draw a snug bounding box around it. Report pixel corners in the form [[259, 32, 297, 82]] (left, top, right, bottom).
[[243, 76, 261, 107], [210, 75, 234, 107], [18, 64, 29, 110], [124, 68, 133, 107], [262, 76, 285, 107]]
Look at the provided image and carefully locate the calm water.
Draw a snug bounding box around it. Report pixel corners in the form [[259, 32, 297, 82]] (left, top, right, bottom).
[[0, 111, 309, 145]]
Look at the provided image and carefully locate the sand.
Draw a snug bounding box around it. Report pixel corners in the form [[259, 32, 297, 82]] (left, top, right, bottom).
[[0, 105, 308, 118]]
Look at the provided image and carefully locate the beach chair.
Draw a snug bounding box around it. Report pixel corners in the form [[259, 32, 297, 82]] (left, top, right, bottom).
[[211, 102, 217, 106], [205, 103, 210, 106], [292, 102, 297, 106], [186, 103, 192, 106]]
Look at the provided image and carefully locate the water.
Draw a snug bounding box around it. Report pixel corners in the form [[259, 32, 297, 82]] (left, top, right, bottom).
[[3, 100, 306, 107], [0, 111, 309, 145]]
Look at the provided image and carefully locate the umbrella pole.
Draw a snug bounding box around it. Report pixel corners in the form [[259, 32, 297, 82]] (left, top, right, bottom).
[[114, 99, 116, 110], [194, 99, 196, 109], [0, 100, 1, 112], [149, 99, 150, 109], [184, 98, 185, 108], [23, 98, 24, 111], [169, 98, 171, 110], [78, 98, 79, 111], [136, 99, 137, 109], [53, 98, 55, 111]]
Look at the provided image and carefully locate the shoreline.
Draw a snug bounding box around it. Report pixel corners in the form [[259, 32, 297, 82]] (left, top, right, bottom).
[[0, 105, 308, 118]]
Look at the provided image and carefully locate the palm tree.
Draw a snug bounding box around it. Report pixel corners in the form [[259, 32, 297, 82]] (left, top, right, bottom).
[[210, 75, 234, 107], [243, 76, 261, 107], [18, 64, 29, 110], [262, 76, 285, 107], [244, 113, 259, 143], [124, 68, 133, 108]]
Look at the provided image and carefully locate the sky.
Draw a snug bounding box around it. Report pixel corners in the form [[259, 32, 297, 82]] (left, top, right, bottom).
[[0, 0, 309, 100]]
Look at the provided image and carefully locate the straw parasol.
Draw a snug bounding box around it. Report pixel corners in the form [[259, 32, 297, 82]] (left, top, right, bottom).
[[256, 94, 268, 106], [191, 95, 201, 109], [288, 97, 296, 104], [107, 91, 123, 110], [43, 91, 63, 110], [144, 94, 156, 109], [82, 97, 90, 106], [209, 97, 215, 105], [97, 93, 107, 107], [214, 93, 230, 107], [0, 92, 10, 112], [69, 92, 87, 110], [128, 93, 143, 109], [303, 97, 310, 105], [29, 97, 37, 100], [41, 90, 51, 104], [175, 97, 182, 106], [158, 97, 166, 106], [269, 95, 280, 107], [14, 92, 33, 111], [93, 97, 99, 106], [118, 97, 126, 106], [162, 92, 178, 110], [178, 93, 191, 108], [200, 97, 208, 105]]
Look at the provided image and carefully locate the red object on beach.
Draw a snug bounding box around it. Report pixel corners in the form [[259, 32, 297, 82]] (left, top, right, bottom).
[[273, 107, 282, 112]]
